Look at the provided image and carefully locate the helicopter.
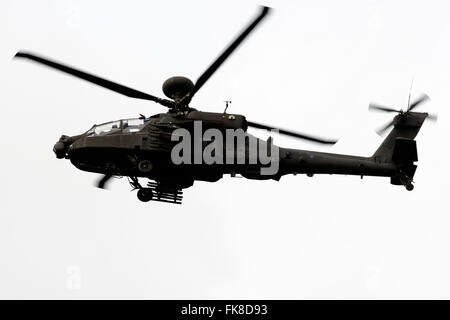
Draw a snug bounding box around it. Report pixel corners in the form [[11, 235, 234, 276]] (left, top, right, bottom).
[[15, 6, 435, 204]]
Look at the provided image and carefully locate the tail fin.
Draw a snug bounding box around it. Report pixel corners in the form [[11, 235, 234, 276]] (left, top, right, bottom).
[[372, 112, 428, 188]]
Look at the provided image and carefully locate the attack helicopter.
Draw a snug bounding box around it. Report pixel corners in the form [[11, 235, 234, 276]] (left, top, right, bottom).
[[15, 6, 435, 204]]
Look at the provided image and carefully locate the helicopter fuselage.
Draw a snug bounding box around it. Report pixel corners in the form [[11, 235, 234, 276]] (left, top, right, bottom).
[[55, 110, 410, 191]]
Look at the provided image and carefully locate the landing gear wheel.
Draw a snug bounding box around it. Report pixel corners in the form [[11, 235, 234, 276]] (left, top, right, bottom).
[[138, 160, 153, 173], [137, 188, 153, 202], [405, 183, 414, 191]]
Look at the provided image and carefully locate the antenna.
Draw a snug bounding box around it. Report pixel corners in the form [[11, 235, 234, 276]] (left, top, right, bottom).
[[224, 100, 232, 113], [407, 77, 414, 110]]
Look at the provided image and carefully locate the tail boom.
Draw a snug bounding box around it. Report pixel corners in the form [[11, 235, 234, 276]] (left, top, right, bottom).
[[278, 112, 429, 190]]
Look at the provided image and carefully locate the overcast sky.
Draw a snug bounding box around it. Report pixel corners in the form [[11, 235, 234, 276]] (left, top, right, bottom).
[[1, 0, 449, 299]]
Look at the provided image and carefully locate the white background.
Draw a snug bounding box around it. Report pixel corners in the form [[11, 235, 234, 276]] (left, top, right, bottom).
[[0, 0, 449, 299]]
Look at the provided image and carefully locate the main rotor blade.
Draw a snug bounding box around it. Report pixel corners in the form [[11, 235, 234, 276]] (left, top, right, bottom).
[[368, 103, 400, 113], [15, 51, 174, 108], [376, 119, 395, 136], [247, 120, 338, 145], [407, 93, 430, 111], [181, 6, 271, 105]]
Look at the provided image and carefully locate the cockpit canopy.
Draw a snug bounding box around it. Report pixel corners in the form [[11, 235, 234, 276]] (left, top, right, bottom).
[[86, 118, 146, 136]]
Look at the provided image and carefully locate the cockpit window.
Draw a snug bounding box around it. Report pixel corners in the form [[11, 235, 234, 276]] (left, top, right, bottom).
[[122, 118, 145, 133], [93, 120, 121, 136], [86, 118, 145, 136]]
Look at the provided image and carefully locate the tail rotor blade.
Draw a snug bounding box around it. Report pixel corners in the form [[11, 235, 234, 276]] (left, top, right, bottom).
[[368, 103, 400, 113], [427, 113, 438, 122], [376, 119, 395, 136], [407, 93, 430, 111], [247, 120, 338, 145]]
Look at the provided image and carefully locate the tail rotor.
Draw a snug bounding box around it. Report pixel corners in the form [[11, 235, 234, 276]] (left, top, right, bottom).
[[368, 93, 436, 135]]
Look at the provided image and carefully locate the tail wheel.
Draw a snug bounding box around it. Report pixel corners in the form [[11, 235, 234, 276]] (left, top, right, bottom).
[[138, 160, 153, 173], [137, 188, 153, 202], [405, 183, 414, 191]]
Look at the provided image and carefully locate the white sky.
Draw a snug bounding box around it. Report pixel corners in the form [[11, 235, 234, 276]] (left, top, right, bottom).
[[0, 0, 449, 299]]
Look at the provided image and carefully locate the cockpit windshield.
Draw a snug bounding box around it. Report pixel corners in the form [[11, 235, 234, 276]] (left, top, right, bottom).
[[86, 118, 146, 136]]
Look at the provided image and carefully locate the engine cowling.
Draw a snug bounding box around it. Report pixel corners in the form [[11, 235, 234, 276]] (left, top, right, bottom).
[[186, 111, 247, 131]]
